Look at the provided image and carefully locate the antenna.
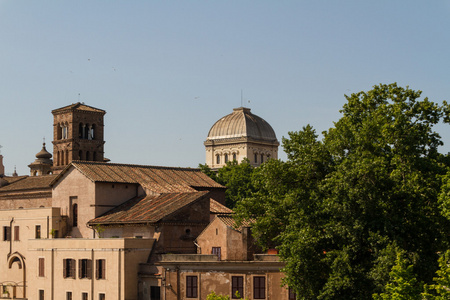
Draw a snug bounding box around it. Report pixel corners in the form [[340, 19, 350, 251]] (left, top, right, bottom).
[[78, 93, 81, 102]]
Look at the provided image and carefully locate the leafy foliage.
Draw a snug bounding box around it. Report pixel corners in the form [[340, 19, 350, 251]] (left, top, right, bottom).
[[235, 83, 450, 299], [422, 250, 450, 299], [200, 158, 255, 208], [373, 251, 422, 300]]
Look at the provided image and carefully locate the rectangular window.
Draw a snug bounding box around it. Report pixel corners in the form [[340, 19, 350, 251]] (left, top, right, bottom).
[[212, 247, 221, 260], [79, 259, 92, 279], [39, 290, 44, 300], [3, 226, 10, 241], [253, 276, 266, 299], [232, 276, 244, 299], [14, 226, 19, 241], [35, 225, 41, 239], [96, 259, 106, 279], [98, 293, 105, 300], [150, 287, 160, 300], [63, 259, 76, 279], [66, 291, 72, 300], [82, 292, 88, 300], [186, 276, 198, 298], [288, 287, 296, 300], [39, 258, 45, 277]]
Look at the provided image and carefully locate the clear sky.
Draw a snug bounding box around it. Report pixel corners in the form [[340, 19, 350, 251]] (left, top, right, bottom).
[[1, 1, 450, 176]]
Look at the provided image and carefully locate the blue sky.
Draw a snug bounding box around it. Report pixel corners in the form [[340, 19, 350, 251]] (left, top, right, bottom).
[[1, 1, 450, 175]]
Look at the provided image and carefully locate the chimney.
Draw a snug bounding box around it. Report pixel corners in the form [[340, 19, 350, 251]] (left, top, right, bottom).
[[0, 155, 4, 177]]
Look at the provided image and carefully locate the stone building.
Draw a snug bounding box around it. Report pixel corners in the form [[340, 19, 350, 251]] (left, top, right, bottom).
[[0, 103, 290, 300], [204, 107, 279, 169]]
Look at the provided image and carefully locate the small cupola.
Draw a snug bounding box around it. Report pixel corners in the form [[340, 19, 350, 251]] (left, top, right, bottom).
[[28, 143, 53, 176]]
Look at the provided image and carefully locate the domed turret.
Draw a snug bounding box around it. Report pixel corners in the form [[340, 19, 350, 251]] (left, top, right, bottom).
[[204, 107, 279, 169], [28, 143, 53, 176]]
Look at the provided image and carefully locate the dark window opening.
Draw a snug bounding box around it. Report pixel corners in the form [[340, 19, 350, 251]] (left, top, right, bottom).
[[225, 154, 228, 163], [73, 204, 78, 227], [253, 276, 266, 299], [99, 294, 105, 300], [150, 286, 160, 300], [233, 153, 237, 161], [212, 247, 221, 260], [82, 292, 88, 300], [289, 287, 297, 300], [96, 259, 106, 279], [35, 225, 41, 239], [261, 154, 264, 163], [3, 226, 10, 241], [216, 155, 220, 164], [63, 259, 76, 279], [79, 259, 92, 279], [67, 291, 72, 300], [186, 276, 198, 298], [39, 290, 44, 300], [254, 153, 257, 163], [232, 276, 244, 299]]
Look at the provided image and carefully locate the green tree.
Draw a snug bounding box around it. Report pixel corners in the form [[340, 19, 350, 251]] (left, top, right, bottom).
[[373, 251, 422, 300], [422, 250, 450, 299], [200, 158, 255, 209], [235, 83, 450, 299]]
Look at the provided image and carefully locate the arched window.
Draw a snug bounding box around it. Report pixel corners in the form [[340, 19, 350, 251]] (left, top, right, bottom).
[[261, 154, 264, 163], [79, 150, 83, 160], [65, 150, 69, 165], [57, 124, 62, 140], [86, 151, 90, 161], [224, 154, 228, 163], [254, 153, 258, 163], [79, 123, 84, 139], [216, 155, 220, 164], [233, 153, 237, 161], [89, 124, 95, 140], [72, 204, 78, 227]]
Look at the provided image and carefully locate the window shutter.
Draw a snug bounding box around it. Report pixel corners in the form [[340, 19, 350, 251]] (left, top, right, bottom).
[[95, 259, 99, 279], [78, 259, 82, 279], [193, 276, 198, 298], [71, 259, 76, 279], [87, 259, 92, 279], [63, 259, 67, 278], [14, 226, 19, 241], [39, 258, 44, 277], [101, 259, 106, 279]]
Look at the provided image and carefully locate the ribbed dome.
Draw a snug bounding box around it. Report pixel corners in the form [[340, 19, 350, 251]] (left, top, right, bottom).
[[36, 143, 52, 159], [206, 107, 277, 142]]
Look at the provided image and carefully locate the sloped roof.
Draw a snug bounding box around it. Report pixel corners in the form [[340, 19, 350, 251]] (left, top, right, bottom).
[[210, 199, 233, 214], [88, 191, 210, 225], [0, 174, 57, 192], [51, 161, 224, 191], [216, 214, 254, 231], [52, 102, 105, 114]]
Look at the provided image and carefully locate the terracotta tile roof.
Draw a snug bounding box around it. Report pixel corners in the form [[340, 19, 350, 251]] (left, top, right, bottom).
[[217, 214, 254, 231], [210, 199, 233, 214], [0, 175, 57, 192], [51, 161, 224, 192], [52, 102, 105, 114], [88, 191, 210, 225]]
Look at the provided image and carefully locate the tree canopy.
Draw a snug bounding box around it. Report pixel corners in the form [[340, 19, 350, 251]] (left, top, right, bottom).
[[235, 83, 450, 299]]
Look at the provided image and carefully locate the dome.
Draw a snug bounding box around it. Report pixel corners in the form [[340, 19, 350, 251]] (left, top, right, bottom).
[[36, 143, 52, 160], [206, 107, 277, 142]]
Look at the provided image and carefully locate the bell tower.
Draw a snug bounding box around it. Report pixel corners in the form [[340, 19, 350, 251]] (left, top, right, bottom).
[[51, 103, 106, 173]]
